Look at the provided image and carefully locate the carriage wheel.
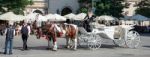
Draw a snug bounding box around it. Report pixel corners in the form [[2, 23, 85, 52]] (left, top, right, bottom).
[[125, 31, 141, 48], [78, 34, 89, 47], [113, 37, 126, 47], [88, 34, 102, 50]]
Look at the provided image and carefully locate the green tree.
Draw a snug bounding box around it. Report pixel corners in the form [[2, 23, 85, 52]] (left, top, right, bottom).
[[95, 0, 124, 18], [78, 0, 91, 13], [78, 0, 124, 18], [136, 0, 150, 18], [0, 0, 33, 15], [79, 7, 88, 13]]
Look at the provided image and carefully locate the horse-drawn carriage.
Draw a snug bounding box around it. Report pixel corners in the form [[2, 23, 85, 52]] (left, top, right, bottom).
[[33, 14, 140, 50], [71, 17, 141, 49]]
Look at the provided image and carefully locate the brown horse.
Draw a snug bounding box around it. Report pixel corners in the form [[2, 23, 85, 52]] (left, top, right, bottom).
[[0, 24, 6, 35], [46, 22, 78, 51], [31, 20, 42, 39]]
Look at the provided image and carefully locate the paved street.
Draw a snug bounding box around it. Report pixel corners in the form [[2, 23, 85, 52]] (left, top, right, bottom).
[[0, 33, 150, 57]]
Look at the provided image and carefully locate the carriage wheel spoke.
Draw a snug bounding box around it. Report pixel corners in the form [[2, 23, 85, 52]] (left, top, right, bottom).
[[125, 31, 141, 48], [87, 34, 102, 50]]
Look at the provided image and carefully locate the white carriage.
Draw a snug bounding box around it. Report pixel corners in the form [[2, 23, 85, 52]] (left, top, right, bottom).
[[78, 27, 102, 49], [77, 16, 141, 49]]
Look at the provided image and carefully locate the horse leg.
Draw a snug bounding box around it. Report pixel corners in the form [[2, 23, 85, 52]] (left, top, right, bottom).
[[47, 40, 50, 49], [52, 34, 57, 51], [53, 42, 57, 51], [66, 38, 70, 49], [73, 38, 77, 50], [73, 28, 78, 50], [39, 28, 42, 37], [35, 29, 40, 39], [47, 36, 51, 50], [37, 28, 42, 39]]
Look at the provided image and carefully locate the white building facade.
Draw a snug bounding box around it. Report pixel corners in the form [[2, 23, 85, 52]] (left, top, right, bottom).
[[24, 0, 48, 15], [48, 0, 79, 15], [122, 0, 141, 16], [24, 0, 79, 16], [24, 0, 141, 16]]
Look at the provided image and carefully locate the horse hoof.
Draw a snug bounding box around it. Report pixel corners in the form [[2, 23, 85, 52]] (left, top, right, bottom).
[[52, 50, 57, 51], [52, 48, 57, 51], [67, 46, 70, 49], [52, 49, 57, 51], [70, 46, 74, 49], [73, 48, 77, 51], [37, 38, 40, 39], [46, 48, 51, 50]]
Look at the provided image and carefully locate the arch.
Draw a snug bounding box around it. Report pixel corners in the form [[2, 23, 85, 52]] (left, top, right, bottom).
[[61, 7, 72, 16], [33, 10, 43, 15]]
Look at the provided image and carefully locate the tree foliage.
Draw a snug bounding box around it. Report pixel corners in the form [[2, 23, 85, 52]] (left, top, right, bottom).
[[78, 0, 91, 13], [0, 0, 33, 15], [136, 0, 150, 18], [79, 7, 88, 13], [78, 0, 124, 18]]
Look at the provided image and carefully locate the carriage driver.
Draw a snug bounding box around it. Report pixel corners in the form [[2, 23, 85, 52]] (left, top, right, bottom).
[[83, 8, 96, 32], [35, 14, 42, 38]]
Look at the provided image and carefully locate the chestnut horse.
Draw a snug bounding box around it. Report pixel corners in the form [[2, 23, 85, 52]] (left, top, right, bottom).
[[46, 23, 78, 51], [32, 20, 42, 39]]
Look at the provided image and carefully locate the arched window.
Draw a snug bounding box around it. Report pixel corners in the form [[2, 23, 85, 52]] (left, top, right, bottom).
[[33, 10, 43, 15], [61, 7, 72, 16]]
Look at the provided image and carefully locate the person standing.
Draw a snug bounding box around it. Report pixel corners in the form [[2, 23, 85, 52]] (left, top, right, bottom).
[[4, 22, 15, 55], [21, 23, 31, 50]]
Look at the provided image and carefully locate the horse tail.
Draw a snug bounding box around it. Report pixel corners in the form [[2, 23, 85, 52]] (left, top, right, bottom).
[[72, 25, 78, 39], [75, 25, 78, 39]]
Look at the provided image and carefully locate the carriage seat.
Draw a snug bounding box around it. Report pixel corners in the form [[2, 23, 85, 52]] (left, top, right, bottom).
[[96, 24, 106, 30], [78, 27, 89, 34], [90, 22, 106, 30]]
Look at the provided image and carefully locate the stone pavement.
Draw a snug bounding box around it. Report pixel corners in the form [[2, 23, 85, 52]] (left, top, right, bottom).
[[0, 34, 150, 57]]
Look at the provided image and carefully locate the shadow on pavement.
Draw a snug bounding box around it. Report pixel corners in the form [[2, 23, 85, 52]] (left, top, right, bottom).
[[13, 45, 71, 51], [140, 33, 150, 37], [143, 46, 150, 48], [0, 52, 4, 54], [78, 44, 116, 49], [101, 44, 116, 49], [13, 44, 117, 51], [13, 46, 48, 50]]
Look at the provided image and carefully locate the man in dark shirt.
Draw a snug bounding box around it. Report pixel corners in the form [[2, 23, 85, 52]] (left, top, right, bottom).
[[83, 9, 96, 32], [4, 22, 15, 55], [21, 23, 31, 50]]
